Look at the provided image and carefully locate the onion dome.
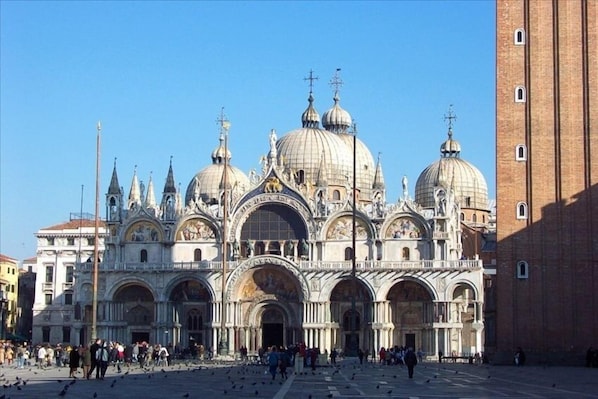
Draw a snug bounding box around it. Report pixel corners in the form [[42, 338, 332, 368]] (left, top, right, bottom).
[[277, 94, 353, 188], [301, 93, 320, 128], [322, 92, 352, 133], [185, 133, 249, 205], [415, 126, 489, 211]]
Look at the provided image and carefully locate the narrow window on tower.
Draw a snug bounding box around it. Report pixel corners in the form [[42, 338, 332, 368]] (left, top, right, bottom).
[[515, 86, 526, 102], [516, 260, 529, 279], [516, 202, 528, 219], [514, 28, 526, 45], [515, 144, 527, 161]]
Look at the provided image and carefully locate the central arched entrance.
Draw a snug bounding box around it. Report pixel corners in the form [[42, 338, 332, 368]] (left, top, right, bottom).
[[233, 263, 304, 352], [260, 306, 285, 349]]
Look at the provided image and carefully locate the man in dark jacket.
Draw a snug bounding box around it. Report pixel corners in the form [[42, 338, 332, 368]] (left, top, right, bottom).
[[87, 339, 101, 379], [404, 347, 418, 378]]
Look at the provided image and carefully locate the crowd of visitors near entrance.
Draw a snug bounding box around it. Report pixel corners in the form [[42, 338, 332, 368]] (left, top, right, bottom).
[[1, 340, 597, 376], [0, 340, 202, 380]]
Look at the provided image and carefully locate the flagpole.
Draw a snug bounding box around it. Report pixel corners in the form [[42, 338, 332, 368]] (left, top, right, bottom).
[[91, 121, 101, 342], [218, 110, 230, 356]]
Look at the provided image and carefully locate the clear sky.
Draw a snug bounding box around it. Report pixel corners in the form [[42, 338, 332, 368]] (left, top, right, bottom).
[[0, 1, 496, 262]]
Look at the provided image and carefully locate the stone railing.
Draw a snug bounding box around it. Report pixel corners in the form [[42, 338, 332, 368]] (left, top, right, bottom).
[[76, 258, 481, 272]]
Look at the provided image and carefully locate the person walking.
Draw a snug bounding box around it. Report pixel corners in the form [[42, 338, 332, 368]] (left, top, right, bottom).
[[404, 347, 418, 379], [267, 346, 280, 381]]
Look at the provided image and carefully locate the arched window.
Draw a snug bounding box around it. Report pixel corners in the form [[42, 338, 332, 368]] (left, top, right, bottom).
[[516, 260, 529, 279], [187, 309, 203, 330], [402, 247, 410, 261], [344, 247, 353, 261], [194, 248, 202, 262], [515, 144, 527, 161], [516, 202, 528, 219], [342, 310, 361, 331], [472, 214, 477, 223], [333, 190, 341, 201], [514, 28, 526, 45], [515, 86, 526, 102], [296, 170, 305, 184], [140, 249, 148, 263], [460, 213, 465, 221]]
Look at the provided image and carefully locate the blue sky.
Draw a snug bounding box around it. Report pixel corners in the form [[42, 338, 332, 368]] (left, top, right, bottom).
[[0, 1, 496, 262]]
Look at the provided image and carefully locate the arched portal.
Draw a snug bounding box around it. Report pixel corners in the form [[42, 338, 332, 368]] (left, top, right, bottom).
[[451, 283, 478, 355], [387, 280, 433, 351], [330, 279, 372, 355], [113, 284, 155, 344], [261, 306, 285, 349], [169, 280, 212, 349], [235, 265, 303, 352]]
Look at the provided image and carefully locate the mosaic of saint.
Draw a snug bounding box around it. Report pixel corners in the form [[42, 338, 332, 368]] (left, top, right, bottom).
[[387, 281, 431, 302], [330, 280, 370, 302], [126, 222, 161, 242], [240, 268, 299, 301], [170, 281, 211, 302], [326, 216, 369, 240], [386, 217, 422, 239], [177, 219, 216, 241]]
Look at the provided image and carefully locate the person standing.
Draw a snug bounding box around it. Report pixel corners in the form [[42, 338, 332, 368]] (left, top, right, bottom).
[[68, 346, 80, 378], [37, 345, 47, 369], [404, 347, 418, 379], [88, 339, 101, 378], [96, 341, 110, 380], [81, 345, 91, 380], [514, 347, 526, 366]]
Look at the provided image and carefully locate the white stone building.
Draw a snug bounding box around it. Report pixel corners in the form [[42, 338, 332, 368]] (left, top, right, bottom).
[[65, 81, 489, 357], [31, 216, 106, 344]]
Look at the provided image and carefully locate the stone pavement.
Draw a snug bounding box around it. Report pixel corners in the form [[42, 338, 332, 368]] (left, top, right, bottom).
[[0, 358, 596, 399]]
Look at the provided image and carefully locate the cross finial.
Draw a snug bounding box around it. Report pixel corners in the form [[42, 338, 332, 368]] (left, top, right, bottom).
[[304, 69, 319, 94], [329, 68, 343, 94], [169, 155, 173, 166], [113, 157, 117, 168], [444, 104, 457, 133], [216, 107, 231, 132]]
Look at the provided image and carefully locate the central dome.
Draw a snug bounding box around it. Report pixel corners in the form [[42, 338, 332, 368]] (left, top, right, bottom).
[[277, 91, 377, 198], [277, 126, 353, 187]]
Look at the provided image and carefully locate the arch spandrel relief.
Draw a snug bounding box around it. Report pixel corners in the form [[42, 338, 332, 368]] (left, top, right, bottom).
[[326, 216, 369, 240], [176, 218, 216, 241], [125, 221, 162, 242], [385, 217, 423, 239]]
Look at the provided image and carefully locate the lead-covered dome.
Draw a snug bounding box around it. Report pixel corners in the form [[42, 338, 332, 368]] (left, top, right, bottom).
[[415, 127, 489, 211], [322, 93, 352, 133], [185, 134, 249, 205]]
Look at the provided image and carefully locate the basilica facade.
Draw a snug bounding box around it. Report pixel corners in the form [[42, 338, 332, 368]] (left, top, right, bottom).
[[71, 84, 490, 358]]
